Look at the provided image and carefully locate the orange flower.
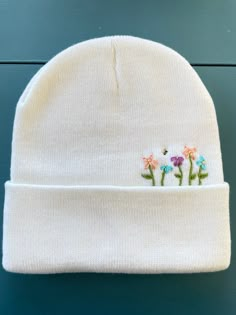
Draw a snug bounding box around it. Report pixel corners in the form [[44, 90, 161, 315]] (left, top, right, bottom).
[[143, 154, 158, 170], [183, 146, 197, 160]]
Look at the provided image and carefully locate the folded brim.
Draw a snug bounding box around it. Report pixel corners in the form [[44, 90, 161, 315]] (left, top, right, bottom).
[[2, 181, 231, 274]]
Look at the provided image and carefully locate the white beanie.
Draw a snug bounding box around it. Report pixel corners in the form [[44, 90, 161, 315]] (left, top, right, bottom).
[[2, 35, 231, 274]]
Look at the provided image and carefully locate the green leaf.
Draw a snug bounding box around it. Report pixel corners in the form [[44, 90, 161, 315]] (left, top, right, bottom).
[[199, 173, 208, 179], [174, 174, 181, 178], [190, 174, 197, 180], [141, 174, 152, 180]]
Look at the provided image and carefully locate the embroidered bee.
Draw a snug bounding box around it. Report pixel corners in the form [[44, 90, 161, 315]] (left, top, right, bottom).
[[162, 148, 168, 155]]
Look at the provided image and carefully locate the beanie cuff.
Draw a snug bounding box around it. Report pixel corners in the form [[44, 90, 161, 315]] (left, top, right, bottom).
[[3, 181, 231, 274]]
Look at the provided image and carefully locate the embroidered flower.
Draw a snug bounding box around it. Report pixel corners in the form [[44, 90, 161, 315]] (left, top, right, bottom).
[[141, 154, 158, 186], [142, 154, 158, 170], [171, 156, 184, 186], [160, 165, 173, 186], [196, 155, 207, 170], [160, 165, 173, 174], [183, 146, 197, 185], [196, 155, 208, 185], [183, 146, 197, 160], [171, 156, 184, 167]]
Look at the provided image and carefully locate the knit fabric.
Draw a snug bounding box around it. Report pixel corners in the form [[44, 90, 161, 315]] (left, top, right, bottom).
[[2, 35, 231, 273]]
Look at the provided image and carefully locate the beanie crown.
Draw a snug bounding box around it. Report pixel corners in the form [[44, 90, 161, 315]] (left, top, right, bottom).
[[3, 36, 231, 273], [11, 36, 223, 187]]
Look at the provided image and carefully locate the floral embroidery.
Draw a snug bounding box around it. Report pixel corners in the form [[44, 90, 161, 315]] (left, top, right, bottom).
[[171, 156, 184, 167], [141, 146, 209, 186], [183, 146, 197, 160], [141, 154, 158, 186], [196, 155, 208, 185], [196, 155, 207, 170], [171, 156, 184, 186], [160, 165, 173, 186], [143, 154, 158, 170], [183, 146, 197, 185]]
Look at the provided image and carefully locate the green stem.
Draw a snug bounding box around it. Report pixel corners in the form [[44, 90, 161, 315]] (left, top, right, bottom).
[[178, 166, 183, 186], [198, 167, 202, 185], [148, 165, 156, 186], [188, 157, 193, 185], [161, 171, 165, 186]]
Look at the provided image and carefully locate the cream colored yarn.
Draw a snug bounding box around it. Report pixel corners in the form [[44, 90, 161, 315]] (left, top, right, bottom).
[[2, 36, 231, 274]]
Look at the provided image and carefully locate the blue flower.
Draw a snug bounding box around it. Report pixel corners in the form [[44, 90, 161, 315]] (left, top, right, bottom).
[[196, 155, 207, 170], [160, 165, 173, 174]]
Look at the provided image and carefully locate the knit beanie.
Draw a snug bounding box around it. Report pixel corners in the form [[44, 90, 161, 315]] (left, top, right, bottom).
[[2, 35, 231, 274]]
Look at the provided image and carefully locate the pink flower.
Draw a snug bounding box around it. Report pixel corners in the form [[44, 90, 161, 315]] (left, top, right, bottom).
[[143, 154, 158, 170], [183, 146, 197, 160]]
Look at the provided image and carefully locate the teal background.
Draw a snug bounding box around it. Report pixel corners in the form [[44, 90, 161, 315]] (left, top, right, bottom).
[[0, 1, 235, 314]]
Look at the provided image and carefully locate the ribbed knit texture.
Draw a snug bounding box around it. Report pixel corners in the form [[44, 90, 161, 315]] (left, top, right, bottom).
[[2, 35, 231, 273]]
